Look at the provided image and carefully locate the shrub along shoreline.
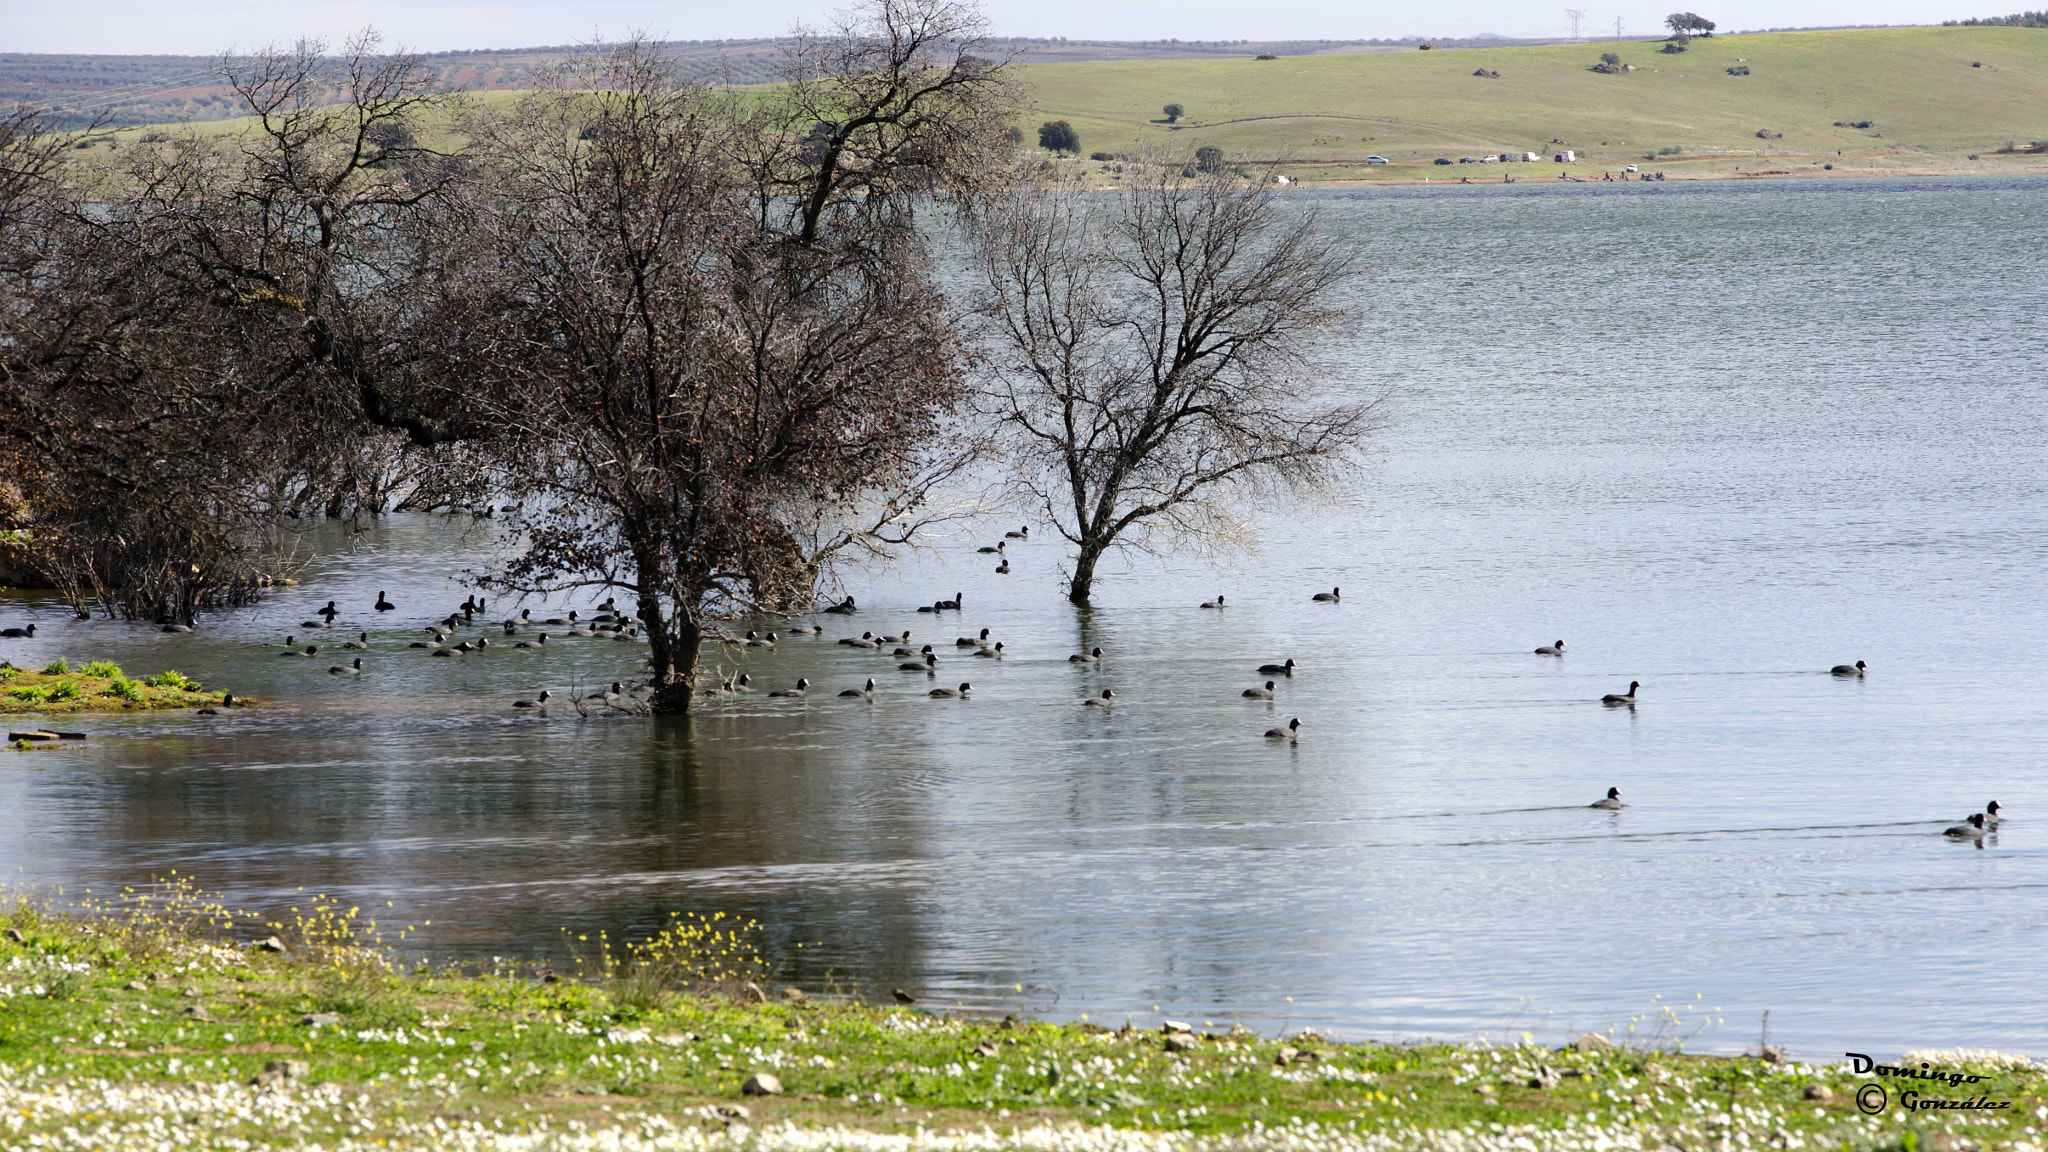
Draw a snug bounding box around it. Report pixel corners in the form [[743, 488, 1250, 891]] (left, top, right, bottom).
[[1, 889, 2044, 1150], [0, 659, 230, 716]]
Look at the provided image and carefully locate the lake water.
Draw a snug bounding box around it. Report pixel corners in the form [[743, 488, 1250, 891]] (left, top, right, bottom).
[[4, 175, 2046, 1059]]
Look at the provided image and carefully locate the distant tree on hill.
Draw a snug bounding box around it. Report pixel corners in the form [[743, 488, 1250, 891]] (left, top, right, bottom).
[[1195, 144, 1224, 172], [1163, 102, 1184, 122], [1038, 119, 1080, 154], [1601, 51, 1622, 64], [1004, 125, 1025, 144], [1665, 12, 1716, 37]]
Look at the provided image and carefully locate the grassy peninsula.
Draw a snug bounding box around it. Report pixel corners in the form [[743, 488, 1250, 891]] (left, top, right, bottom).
[[1, 659, 227, 716], [1, 885, 2043, 1151]]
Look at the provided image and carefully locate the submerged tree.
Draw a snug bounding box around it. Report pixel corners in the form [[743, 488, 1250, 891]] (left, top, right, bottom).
[[450, 4, 1014, 713], [973, 161, 1375, 605]]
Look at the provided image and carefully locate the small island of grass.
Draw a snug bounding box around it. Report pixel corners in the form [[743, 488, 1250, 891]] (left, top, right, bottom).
[[0, 658, 235, 714]]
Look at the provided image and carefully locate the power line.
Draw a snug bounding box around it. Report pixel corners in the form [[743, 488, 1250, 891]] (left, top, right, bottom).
[[1614, 17, 1626, 39], [1564, 8, 1588, 41]]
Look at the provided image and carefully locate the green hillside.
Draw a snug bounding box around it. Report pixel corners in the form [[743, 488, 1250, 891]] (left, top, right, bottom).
[[79, 27, 2048, 183], [1011, 27, 2048, 180]]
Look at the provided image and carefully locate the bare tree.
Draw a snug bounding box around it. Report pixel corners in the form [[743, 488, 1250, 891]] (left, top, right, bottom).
[[0, 36, 473, 620], [973, 161, 1375, 604], [450, 6, 1014, 713]]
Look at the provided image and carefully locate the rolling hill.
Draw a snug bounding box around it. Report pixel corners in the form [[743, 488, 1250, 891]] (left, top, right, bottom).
[[1009, 26, 2048, 180]]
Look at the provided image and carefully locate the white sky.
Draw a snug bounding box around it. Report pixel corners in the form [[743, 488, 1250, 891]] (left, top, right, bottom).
[[3, 0, 1986, 55]]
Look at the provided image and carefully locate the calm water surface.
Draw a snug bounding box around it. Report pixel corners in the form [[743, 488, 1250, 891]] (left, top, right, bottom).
[[5, 176, 2046, 1057]]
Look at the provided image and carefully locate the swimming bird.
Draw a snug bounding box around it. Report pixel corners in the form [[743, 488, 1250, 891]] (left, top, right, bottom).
[[838, 632, 879, 649], [878, 630, 910, 644], [1601, 681, 1640, 705], [1068, 647, 1103, 664], [328, 658, 363, 675], [1083, 689, 1116, 708], [375, 592, 395, 612], [1589, 786, 1624, 809], [972, 642, 1005, 659], [900, 652, 938, 673], [1535, 640, 1564, 656], [1200, 595, 1226, 609], [822, 596, 857, 615], [430, 648, 458, 657], [513, 690, 552, 709], [956, 629, 991, 648], [1831, 660, 1867, 677], [342, 632, 369, 650], [1257, 659, 1297, 676], [1004, 526, 1029, 539], [1312, 587, 1341, 603], [0, 624, 34, 638], [299, 619, 330, 630], [767, 677, 810, 698], [938, 593, 962, 610], [838, 678, 877, 699], [1944, 812, 1988, 840], [929, 682, 971, 698], [746, 630, 778, 648], [977, 540, 1005, 554], [1976, 800, 2003, 827], [1265, 717, 1302, 741], [513, 633, 548, 650], [408, 641, 432, 649], [160, 623, 193, 633], [995, 558, 1010, 574], [317, 600, 340, 622], [1242, 680, 1276, 699]]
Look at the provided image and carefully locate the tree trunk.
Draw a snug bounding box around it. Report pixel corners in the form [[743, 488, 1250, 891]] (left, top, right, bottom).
[[640, 594, 701, 716], [1068, 539, 1105, 605]]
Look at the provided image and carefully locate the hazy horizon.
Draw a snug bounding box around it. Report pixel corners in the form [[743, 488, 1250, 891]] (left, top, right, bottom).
[[2, 0, 1996, 56]]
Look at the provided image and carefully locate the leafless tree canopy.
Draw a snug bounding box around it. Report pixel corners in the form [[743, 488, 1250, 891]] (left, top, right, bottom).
[[0, 1, 1015, 667], [445, 13, 1011, 712], [973, 163, 1375, 603]]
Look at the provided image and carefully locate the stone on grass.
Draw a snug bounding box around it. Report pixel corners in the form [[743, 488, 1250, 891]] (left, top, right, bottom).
[[1164, 1033, 1198, 1053], [1573, 1033, 1611, 1053], [301, 1012, 341, 1027], [1761, 1045, 1787, 1064], [1161, 1019, 1193, 1034], [254, 936, 287, 953], [182, 1005, 213, 1022], [125, 980, 148, 992], [1805, 1084, 1833, 1101], [4, 927, 26, 942], [714, 1104, 751, 1122], [974, 1041, 1000, 1058], [741, 1071, 783, 1096], [780, 986, 807, 1002]]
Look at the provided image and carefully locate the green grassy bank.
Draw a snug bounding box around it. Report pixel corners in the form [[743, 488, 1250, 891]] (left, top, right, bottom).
[[1, 658, 228, 717], [1013, 26, 2048, 181], [1, 885, 2044, 1150]]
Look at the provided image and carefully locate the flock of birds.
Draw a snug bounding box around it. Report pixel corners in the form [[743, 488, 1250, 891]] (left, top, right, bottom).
[[1, 523, 1999, 843]]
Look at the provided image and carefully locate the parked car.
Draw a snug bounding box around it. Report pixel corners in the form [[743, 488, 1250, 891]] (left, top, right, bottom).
[[1365, 155, 1391, 164], [1624, 164, 1640, 172], [1480, 155, 1500, 163], [1433, 157, 1453, 165], [1458, 157, 1477, 164]]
